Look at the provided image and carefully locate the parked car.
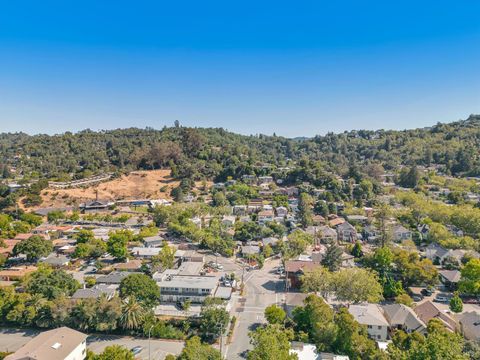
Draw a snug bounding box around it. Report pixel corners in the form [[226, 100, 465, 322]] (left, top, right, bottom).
[[131, 346, 143, 355], [207, 261, 223, 270], [463, 298, 480, 304], [421, 288, 434, 296], [434, 295, 449, 303], [412, 294, 424, 302]]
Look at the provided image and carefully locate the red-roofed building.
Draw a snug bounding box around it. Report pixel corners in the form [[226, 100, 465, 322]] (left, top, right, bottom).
[[285, 260, 322, 290]]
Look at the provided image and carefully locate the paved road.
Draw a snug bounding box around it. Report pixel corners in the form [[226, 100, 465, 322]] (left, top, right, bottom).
[[0, 329, 184, 360], [225, 258, 284, 359]]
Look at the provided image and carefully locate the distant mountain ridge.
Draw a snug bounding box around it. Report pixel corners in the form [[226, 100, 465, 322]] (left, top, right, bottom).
[[0, 114, 479, 181]]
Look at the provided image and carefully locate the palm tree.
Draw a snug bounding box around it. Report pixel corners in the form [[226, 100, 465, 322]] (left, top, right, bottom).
[[119, 297, 146, 331]]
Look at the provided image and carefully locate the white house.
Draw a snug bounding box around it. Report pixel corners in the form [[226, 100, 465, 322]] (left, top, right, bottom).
[[157, 275, 219, 303], [130, 247, 161, 259], [5, 327, 87, 360], [289, 342, 320, 360], [348, 304, 389, 341]]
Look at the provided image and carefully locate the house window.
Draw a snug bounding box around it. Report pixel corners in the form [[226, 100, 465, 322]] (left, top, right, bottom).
[[378, 326, 382, 329], [367, 325, 372, 329]]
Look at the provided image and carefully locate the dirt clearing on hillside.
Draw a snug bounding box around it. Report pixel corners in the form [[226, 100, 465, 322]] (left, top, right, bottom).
[[37, 170, 179, 209]]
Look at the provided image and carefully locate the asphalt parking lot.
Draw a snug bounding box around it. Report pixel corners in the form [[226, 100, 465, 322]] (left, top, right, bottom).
[[0, 328, 184, 360]]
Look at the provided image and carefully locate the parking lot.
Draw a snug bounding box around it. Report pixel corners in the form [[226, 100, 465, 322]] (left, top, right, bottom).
[[0, 328, 184, 360]]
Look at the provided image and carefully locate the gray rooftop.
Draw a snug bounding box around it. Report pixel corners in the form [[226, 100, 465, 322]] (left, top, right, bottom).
[[158, 275, 219, 290], [349, 304, 389, 327], [96, 271, 138, 284]]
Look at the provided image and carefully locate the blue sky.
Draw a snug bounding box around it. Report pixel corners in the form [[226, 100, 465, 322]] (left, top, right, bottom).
[[0, 1, 479, 137]]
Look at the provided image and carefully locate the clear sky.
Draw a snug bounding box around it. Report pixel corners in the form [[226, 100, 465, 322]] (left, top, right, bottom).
[[0, 1, 479, 137]]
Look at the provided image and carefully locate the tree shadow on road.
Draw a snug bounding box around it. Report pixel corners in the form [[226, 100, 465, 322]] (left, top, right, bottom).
[[248, 322, 262, 332], [261, 280, 284, 292]]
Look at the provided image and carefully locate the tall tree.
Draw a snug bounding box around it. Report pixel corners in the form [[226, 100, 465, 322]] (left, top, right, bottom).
[[247, 324, 297, 360], [321, 244, 343, 271], [12, 235, 53, 262], [298, 193, 313, 228], [119, 273, 160, 307], [119, 297, 146, 331]]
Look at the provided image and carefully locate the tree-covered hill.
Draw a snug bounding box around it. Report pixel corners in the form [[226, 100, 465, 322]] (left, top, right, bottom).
[[1, 114, 479, 182]]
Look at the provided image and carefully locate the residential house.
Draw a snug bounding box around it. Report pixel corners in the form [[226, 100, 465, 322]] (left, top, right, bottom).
[[306, 226, 337, 246], [382, 303, 427, 334], [348, 304, 389, 341], [414, 301, 457, 332], [289, 342, 320, 360], [277, 186, 299, 197], [258, 210, 274, 224], [340, 252, 355, 268], [446, 225, 464, 237], [276, 206, 288, 218], [157, 275, 219, 303], [392, 224, 412, 242], [0, 239, 19, 258], [363, 225, 380, 243], [131, 247, 161, 259], [143, 235, 164, 248], [285, 261, 322, 290], [457, 311, 480, 341], [262, 237, 280, 247], [426, 243, 480, 265], [148, 199, 171, 208], [336, 222, 357, 243], [233, 205, 248, 216], [425, 243, 449, 263], [96, 271, 137, 285], [41, 253, 70, 268], [0, 266, 37, 281], [347, 215, 368, 225], [312, 214, 326, 225], [222, 215, 236, 227], [242, 174, 257, 183], [5, 327, 87, 360], [72, 284, 117, 300], [80, 200, 114, 213], [241, 245, 260, 259], [113, 259, 143, 272], [33, 225, 74, 238], [439, 269, 461, 291], [258, 176, 274, 184], [328, 217, 345, 228]]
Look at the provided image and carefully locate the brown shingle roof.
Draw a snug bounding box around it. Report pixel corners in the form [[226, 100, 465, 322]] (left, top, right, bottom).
[[414, 301, 457, 332], [285, 260, 321, 273]]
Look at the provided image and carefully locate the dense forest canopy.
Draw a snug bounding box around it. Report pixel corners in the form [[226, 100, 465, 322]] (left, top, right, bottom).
[[1, 114, 479, 182]]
